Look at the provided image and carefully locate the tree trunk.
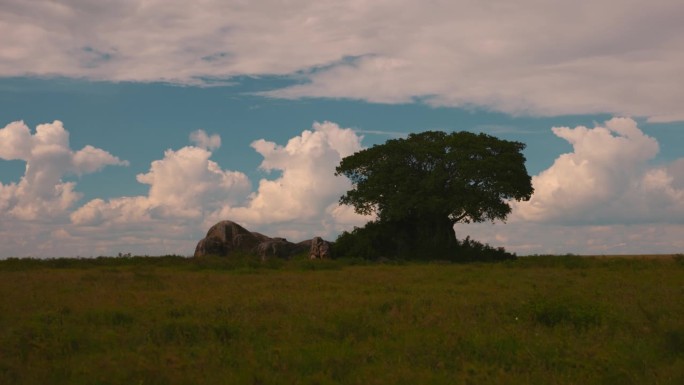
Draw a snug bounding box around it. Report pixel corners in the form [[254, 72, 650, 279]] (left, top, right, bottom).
[[388, 214, 456, 259], [421, 215, 457, 258]]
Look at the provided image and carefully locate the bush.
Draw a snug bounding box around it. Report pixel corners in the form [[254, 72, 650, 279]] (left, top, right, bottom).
[[333, 224, 516, 262], [333, 222, 395, 260], [453, 236, 517, 262]]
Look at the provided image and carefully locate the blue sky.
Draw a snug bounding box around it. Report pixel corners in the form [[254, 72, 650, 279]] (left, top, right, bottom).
[[1, 0, 683, 257]]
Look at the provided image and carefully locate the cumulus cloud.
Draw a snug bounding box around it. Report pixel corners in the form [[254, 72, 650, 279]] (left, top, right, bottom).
[[2, 1, 684, 121], [513, 118, 684, 224], [67, 134, 253, 257], [3, 117, 683, 257], [68, 122, 369, 255], [451, 117, 684, 255], [0, 120, 128, 221], [211, 121, 369, 239], [138, 146, 249, 217], [71, 133, 251, 225]]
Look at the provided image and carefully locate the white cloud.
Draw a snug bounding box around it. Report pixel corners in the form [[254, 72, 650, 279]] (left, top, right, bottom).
[[455, 221, 684, 256], [67, 138, 253, 256], [0, 120, 128, 221], [72, 145, 130, 175], [209, 121, 369, 239], [513, 118, 684, 224], [4, 117, 682, 258], [72, 140, 252, 225], [189, 129, 221, 151], [450, 117, 684, 255], [137, 145, 250, 217], [70, 197, 151, 227], [67, 122, 371, 255], [0, 121, 32, 159], [2, 1, 684, 121]]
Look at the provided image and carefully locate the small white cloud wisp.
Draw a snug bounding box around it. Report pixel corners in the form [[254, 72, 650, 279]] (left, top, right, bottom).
[[189, 129, 221, 151]]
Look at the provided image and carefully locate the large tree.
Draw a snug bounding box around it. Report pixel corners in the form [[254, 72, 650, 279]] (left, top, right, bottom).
[[335, 131, 533, 258]]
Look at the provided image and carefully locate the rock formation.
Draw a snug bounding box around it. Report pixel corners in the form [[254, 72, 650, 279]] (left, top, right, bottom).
[[309, 236, 332, 259], [193, 220, 332, 259]]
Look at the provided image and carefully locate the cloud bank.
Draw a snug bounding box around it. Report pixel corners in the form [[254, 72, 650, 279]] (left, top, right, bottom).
[[2, 1, 684, 121], [1, 118, 682, 257], [70, 122, 368, 242], [0, 122, 369, 257]]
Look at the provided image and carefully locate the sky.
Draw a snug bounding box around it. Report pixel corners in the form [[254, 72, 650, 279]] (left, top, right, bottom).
[[1, 0, 683, 257]]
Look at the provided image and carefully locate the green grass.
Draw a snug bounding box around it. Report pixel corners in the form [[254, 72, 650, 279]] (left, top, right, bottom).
[[0, 255, 683, 384]]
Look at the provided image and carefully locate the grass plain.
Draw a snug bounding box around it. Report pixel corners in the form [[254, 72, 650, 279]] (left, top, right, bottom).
[[0, 255, 683, 384]]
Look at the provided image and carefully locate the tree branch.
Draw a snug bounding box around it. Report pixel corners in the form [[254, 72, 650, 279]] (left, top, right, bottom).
[[451, 212, 469, 224]]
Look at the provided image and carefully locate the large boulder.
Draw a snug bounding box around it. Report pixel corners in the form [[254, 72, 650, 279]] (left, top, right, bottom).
[[309, 236, 332, 259], [256, 238, 304, 259], [194, 220, 329, 260], [193, 221, 265, 257]]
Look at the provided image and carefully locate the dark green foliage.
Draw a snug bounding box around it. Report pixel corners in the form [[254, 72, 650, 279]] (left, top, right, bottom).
[[335, 130, 533, 260], [453, 236, 517, 262], [336, 131, 534, 222], [333, 221, 399, 260], [333, 219, 468, 260], [334, 225, 516, 261]]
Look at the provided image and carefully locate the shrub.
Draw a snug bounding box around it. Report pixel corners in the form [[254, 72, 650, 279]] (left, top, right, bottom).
[[452, 236, 517, 262], [333, 222, 395, 260], [333, 225, 516, 262]]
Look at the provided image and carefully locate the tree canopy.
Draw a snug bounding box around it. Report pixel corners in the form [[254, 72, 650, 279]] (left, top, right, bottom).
[[335, 131, 533, 259]]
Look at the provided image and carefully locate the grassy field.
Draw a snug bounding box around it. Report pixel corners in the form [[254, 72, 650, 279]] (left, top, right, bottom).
[[1, 255, 683, 384]]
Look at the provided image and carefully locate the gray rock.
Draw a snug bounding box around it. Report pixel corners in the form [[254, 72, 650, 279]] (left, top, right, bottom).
[[193, 221, 262, 257], [193, 220, 331, 260], [256, 238, 294, 260], [309, 236, 332, 259]]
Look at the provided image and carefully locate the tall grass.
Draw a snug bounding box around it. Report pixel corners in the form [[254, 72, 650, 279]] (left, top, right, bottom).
[[0, 255, 682, 384]]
